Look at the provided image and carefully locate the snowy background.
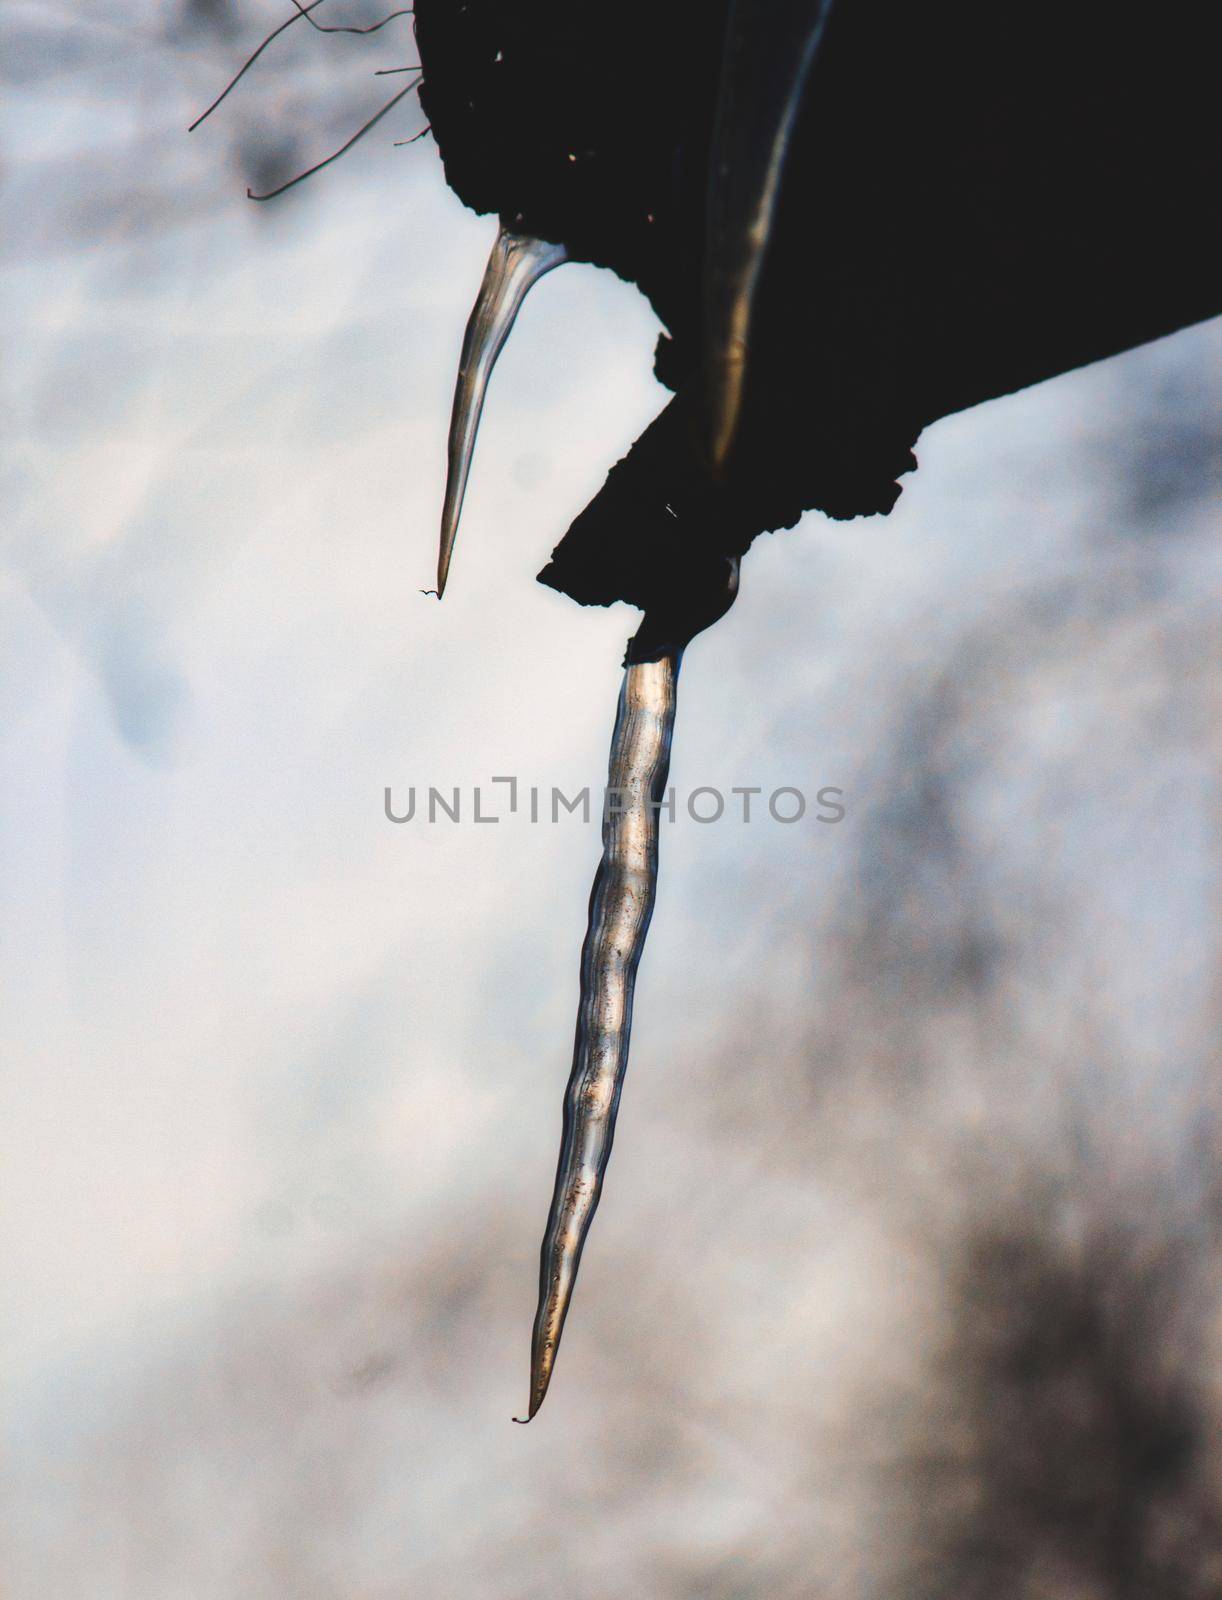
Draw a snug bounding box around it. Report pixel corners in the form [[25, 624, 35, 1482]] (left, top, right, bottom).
[[3, 5, 1219, 1595]]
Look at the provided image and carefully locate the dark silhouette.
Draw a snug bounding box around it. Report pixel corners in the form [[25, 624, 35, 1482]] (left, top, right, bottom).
[[415, 1, 1219, 620]]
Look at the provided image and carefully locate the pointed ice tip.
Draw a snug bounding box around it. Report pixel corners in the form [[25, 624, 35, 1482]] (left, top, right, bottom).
[[435, 224, 566, 597], [512, 1386, 546, 1424], [523, 1355, 553, 1422], [512, 1370, 548, 1424]]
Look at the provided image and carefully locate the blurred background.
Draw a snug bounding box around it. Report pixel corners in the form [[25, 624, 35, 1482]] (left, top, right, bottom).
[[2, 5, 1219, 1595]]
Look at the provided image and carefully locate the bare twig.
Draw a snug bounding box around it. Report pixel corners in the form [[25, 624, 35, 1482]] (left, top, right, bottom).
[[246, 76, 420, 200], [189, 0, 330, 133], [288, 1, 413, 36]]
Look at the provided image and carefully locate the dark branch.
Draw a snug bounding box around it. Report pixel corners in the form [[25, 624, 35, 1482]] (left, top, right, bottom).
[[188, 0, 331, 133], [394, 125, 431, 146], [246, 77, 420, 201], [288, 1, 413, 36]]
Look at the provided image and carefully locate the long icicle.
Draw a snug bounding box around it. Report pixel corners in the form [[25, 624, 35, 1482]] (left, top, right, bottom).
[[437, 226, 566, 597], [516, 650, 681, 1422]]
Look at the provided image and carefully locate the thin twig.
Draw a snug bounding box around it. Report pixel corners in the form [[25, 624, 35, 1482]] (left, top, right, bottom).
[[375, 65, 420, 74], [394, 125, 431, 146], [246, 76, 420, 200], [189, 0, 330, 133], [288, 1, 413, 36]]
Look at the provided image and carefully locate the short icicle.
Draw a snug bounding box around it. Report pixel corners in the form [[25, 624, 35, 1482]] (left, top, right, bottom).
[[437, 225, 566, 596]]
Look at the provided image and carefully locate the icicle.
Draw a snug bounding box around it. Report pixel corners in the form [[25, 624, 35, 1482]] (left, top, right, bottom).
[[517, 557, 740, 1422], [704, 0, 836, 471], [437, 226, 567, 597], [516, 651, 680, 1422]]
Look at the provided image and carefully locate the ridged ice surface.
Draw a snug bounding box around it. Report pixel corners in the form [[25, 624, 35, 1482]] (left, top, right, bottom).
[[520, 652, 681, 1420]]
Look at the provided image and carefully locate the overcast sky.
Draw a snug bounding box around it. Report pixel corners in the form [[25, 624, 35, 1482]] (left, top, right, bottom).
[[3, 7, 1219, 1595]]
